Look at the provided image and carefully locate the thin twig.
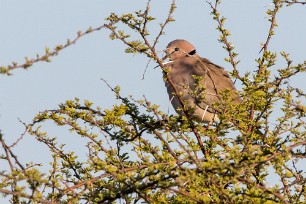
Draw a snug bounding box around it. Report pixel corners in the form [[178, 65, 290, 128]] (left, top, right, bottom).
[[8, 118, 28, 148], [1, 23, 114, 75], [258, 1, 280, 73], [142, 58, 152, 80], [207, 0, 242, 81], [0, 136, 25, 171], [153, 0, 176, 49], [283, 0, 306, 5], [0, 188, 56, 204]]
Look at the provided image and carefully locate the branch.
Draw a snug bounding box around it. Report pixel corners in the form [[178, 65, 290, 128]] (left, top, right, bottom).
[[255, 140, 306, 167], [238, 177, 289, 204], [0, 188, 56, 204], [143, 96, 198, 162], [168, 187, 201, 202], [207, 0, 242, 81], [8, 118, 28, 148], [282, 0, 306, 5], [258, 1, 281, 74], [0, 23, 113, 76], [63, 162, 175, 193], [0, 134, 25, 171], [152, 0, 176, 48]]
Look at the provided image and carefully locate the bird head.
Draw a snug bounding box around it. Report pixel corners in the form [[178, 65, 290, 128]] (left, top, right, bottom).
[[165, 39, 197, 61]]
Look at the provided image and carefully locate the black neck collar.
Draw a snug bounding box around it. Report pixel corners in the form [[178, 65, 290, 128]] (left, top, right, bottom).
[[187, 49, 196, 56]]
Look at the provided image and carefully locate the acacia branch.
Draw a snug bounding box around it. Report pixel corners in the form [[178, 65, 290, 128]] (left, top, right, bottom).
[[153, 0, 176, 48], [0, 188, 56, 204], [63, 162, 175, 193], [143, 95, 198, 163], [0, 23, 113, 75], [207, 0, 242, 81], [168, 187, 201, 202], [8, 118, 28, 148], [254, 140, 306, 167], [258, 1, 281, 74], [238, 177, 288, 204], [0, 135, 25, 171], [282, 0, 306, 5]]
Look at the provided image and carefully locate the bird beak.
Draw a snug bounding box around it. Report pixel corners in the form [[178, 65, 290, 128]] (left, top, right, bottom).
[[161, 60, 173, 66], [154, 60, 173, 69]]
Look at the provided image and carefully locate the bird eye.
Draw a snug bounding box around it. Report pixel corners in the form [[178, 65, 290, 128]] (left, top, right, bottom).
[[174, 47, 179, 51]]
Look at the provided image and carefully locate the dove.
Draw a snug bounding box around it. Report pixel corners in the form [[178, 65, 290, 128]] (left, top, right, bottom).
[[163, 39, 239, 123]]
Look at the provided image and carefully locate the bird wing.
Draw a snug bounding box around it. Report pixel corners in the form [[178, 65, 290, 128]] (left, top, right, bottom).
[[194, 58, 238, 105], [164, 57, 239, 122], [165, 58, 219, 114]]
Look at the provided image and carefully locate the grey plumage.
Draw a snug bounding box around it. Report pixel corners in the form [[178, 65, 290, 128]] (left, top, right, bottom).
[[163, 39, 239, 123]]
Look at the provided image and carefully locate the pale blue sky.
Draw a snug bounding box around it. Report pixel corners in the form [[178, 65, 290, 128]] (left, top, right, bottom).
[[1, 0, 306, 201]]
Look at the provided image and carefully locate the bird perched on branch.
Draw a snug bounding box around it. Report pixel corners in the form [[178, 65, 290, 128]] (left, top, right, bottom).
[[163, 39, 240, 124]]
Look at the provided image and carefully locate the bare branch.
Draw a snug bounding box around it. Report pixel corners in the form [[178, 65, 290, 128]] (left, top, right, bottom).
[[0, 23, 113, 75], [282, 0, 306, 5]]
